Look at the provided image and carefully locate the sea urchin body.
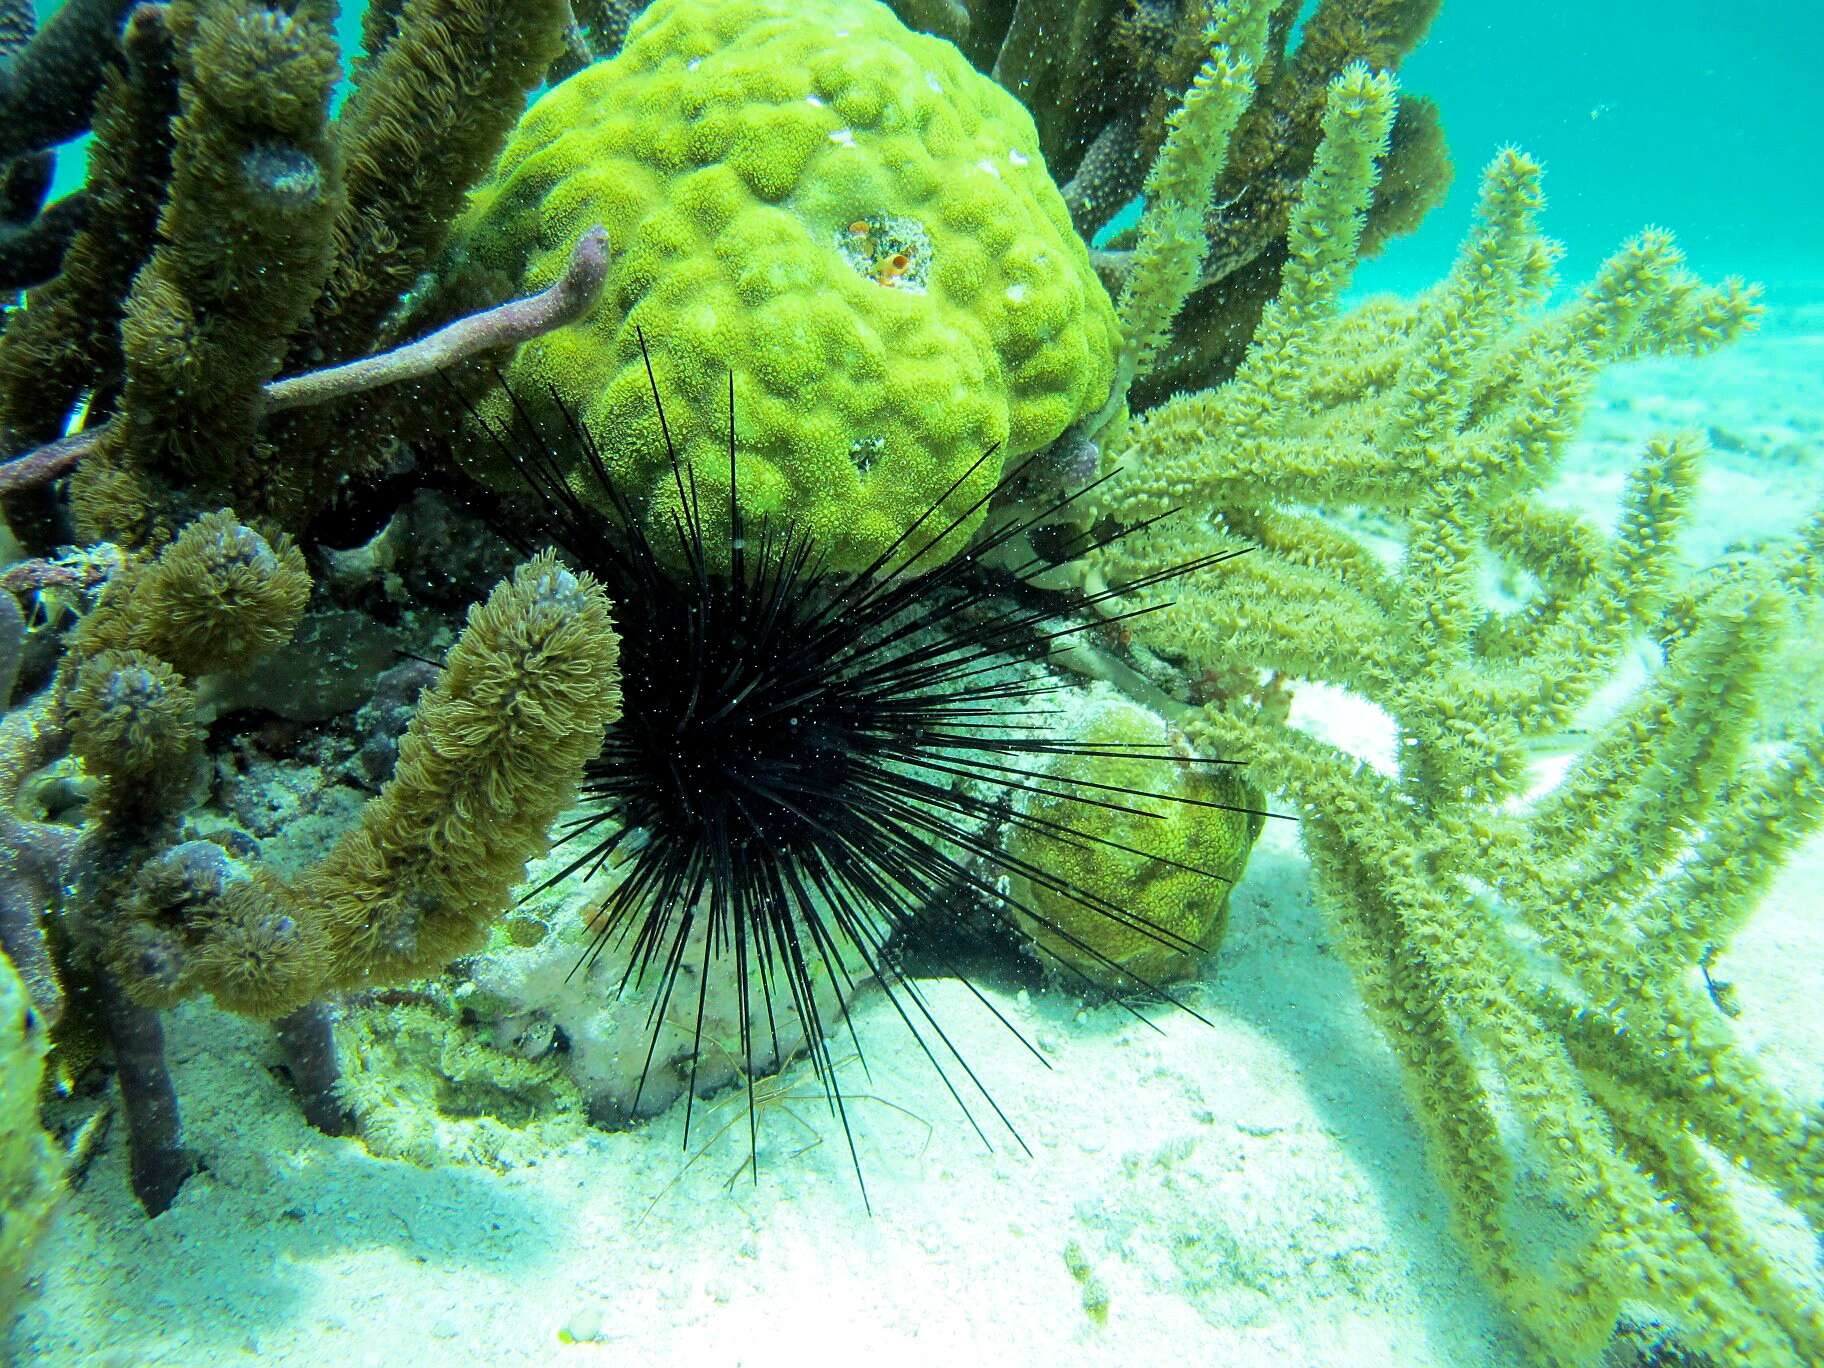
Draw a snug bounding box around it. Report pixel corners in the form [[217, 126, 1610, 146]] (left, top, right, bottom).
[[465, 341, 1268, 1201]]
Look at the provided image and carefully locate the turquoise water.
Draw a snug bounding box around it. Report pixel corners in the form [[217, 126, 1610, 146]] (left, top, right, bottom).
[[1362, 4, 1824, 290]]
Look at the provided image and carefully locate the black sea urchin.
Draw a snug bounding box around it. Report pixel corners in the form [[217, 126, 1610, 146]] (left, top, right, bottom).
[[463, 338, 1271, 1204]]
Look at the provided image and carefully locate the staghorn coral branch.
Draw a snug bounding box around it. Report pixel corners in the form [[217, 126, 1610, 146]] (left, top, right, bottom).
[[1085, 38, 1817, 1359], [0, 224, 611, 493]]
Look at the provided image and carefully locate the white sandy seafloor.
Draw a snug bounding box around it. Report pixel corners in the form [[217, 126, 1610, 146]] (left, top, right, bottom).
[[8, 288, 1824, 1368]]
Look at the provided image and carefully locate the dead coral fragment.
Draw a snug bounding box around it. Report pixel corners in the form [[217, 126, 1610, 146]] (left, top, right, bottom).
[[334, 998, 584, 1170]]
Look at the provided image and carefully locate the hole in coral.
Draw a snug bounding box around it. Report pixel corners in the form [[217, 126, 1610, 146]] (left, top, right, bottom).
[[835, 213, 932, 293]]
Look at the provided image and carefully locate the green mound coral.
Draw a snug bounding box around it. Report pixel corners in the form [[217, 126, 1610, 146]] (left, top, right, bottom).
[[451, 0, 1119, 569], [1, 951, 60, 1318], [1007, 694, 1261, 988]]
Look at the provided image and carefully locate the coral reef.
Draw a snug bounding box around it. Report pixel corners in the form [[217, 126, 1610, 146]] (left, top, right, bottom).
[[1118, 0, 1450, 404], [0, 0, 576, 549], [65, 0, 345, 548], [1080, 22, 1822, 1362], [0, 0, 616, 1218], [0, 3, 1816, 1363], [53, 508, 310, 1210], [450, 0, 1118, 570], [0, 0, 615, 1208], [1, 224, 613, 501], [0, 526, 617, 1211], [0, 1, 177, 476], [70, 549, 619, 1027]]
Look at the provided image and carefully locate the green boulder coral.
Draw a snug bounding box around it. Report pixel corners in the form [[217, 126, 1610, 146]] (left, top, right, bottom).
[[2, 953, 61, 1317], [1008, 695, 1262, 989], [453, 0, 1119, 569]]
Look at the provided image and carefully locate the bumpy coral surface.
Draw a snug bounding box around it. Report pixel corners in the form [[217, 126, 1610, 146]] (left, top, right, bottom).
[[454, 0, 1119, 568], [2, 953, 61, 1316], [1007, 694, 1262, 988]]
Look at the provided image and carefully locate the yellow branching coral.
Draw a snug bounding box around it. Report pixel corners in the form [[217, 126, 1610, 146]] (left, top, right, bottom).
[[1107, 0, 1270, 399], [1094, 142, 1758, 785], [1086, 54, 1821, 1368]]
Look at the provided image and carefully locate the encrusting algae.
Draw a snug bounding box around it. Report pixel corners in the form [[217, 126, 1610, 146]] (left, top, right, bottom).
[[0, 0, 1818, 1363]]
